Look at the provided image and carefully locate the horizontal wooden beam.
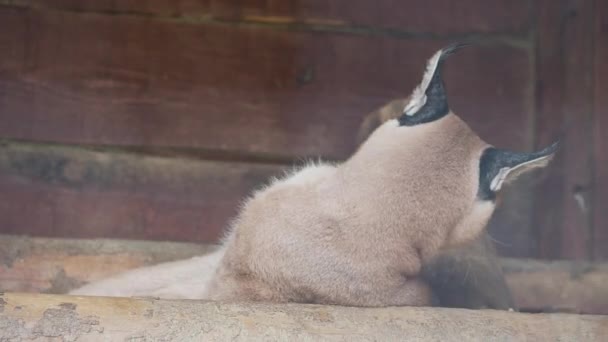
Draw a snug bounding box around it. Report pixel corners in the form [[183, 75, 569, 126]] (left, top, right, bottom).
[[1, 234, 607, 315], [2, 0, 532, 36], [502, 258, 608, 314], [0, 234, 216, 294], [0, 292, 606, 341], [0, 141, 284, 241], [0, 6, 532, 160]]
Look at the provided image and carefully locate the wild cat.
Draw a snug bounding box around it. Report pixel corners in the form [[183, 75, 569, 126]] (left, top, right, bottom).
[[71, 43, 558, 307]]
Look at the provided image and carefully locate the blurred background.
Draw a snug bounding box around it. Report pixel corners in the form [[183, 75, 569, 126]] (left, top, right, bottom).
[[0, 0, 605, 264]]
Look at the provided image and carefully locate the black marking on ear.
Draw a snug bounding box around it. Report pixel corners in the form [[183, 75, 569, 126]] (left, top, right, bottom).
[[478, 141, 560, 201], [478, 148, 505, 201], [399, 42, 469, 127], [398, 69, 449, 126]]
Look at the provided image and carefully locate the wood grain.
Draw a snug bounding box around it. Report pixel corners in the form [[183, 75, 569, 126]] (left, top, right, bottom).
[[1, 235, 607, 314], [0, 235, 215, 293], [8, 0, 532, 34], [0, 7, 533, 160], [5, 2, 603, 261], [0, 141, 284, 241], [532, 0, 595, 260], [593, 0, 608, 260], [502, 258, 608, 315], [531, 0, 566, 259], [1, 292, 605, 341]]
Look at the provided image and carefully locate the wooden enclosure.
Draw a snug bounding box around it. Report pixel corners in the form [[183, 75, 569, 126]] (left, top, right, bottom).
[[1, 2, 607, 340], [0, 0, 607, 261]]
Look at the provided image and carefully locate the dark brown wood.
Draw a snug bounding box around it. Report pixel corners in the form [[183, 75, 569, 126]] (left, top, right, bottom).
[[7, 1, 607, 261], [532, 0, 565, 259], [0, 7, 532, 160], [593, 0, 608, 260], [533, 0, 595, 260], [0, 141, 284, 241], [10, 0, 532, 34], [558, 0, 595, 260]]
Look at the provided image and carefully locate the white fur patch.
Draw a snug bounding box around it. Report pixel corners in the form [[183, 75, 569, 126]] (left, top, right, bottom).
[[249, 162, 335, 203], [490, 167, 511, 192], [69, 246, 226, 299], [403, 49, 442, 116], [276, 163, 335, 187], [449, 200, 496, 246], [490, 154, 554, 192]]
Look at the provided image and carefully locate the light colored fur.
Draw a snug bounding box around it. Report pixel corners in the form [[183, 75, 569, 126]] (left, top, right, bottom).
[[70, 247, 226, 299], [490, 156, 554, 192], [404, 49, 441, 115], [202, 115, 494, 307], [71, 114, 496, 307], [70, 46, 553, 307]]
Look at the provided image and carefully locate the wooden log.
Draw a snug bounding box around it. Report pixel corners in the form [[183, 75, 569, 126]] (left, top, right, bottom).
[[0, 292, 606, 341], [502, 258, 608, 315], [1, 235, 607, 315], [0, 141, 284, 241], [0, 234, 217, 294]]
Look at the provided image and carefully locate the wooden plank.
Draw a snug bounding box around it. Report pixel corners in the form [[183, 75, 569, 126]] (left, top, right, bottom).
[[0, 235, 215, 293], [2, 293, 606, 341], [0, 7, 533, 160], [1, 235, 607, 314], [9, 0, 532, 34], [593, 0, 608, 260], [531, 0, 566, 259], [533, 0, 595, 260], [502, 258, 608, 314], [557, 0, 595, 260], [0, 141, 284, 241]]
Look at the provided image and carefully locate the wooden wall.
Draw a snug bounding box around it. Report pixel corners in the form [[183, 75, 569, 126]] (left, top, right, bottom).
[[0, 0, 605, 260]]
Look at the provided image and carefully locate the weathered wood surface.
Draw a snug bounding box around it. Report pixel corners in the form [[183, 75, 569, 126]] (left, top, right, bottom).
[[6, 0, 533, 34], [1, 235, 607, 315], [0, 0, 605, 262], [0, 292, 606, 342], [0, 141, 284, 241], [0, 235, 217, 294], [502, 258, 608, 315], [532, 0, 597, 260], [0, 5, 531, 160], [593, 0, 608, 260]]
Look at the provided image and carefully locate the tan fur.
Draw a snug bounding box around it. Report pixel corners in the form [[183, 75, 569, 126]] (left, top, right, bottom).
[[71, 46, 553, 308], [356, 97, 499, 248], [356, 94, 514, 307], [202, 113, 494, 307], [70, 248, 226, 299]]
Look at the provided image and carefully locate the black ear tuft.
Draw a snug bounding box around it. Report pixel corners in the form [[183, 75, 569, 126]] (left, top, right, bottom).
[[441, 42, 471, 57], [399, 42, 470, 126]]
